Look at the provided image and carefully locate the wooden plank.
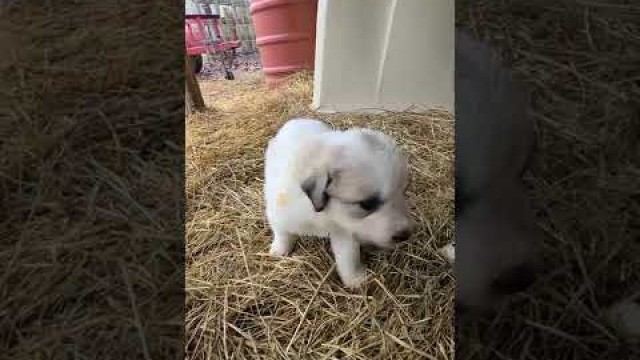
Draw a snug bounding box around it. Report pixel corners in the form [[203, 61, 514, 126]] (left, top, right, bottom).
[[185, 54, 205, 114]]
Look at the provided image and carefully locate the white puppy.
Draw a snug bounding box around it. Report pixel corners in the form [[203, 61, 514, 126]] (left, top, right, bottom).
[[264, 118, 416, 288]]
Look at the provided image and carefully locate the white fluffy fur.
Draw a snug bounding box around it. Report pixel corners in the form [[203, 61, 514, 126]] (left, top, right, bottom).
[[264, 118, 415, 288]]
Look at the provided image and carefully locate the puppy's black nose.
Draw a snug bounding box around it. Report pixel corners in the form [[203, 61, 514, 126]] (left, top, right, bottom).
[[392, 230, 412, 243], [491, 264, 537, 295]]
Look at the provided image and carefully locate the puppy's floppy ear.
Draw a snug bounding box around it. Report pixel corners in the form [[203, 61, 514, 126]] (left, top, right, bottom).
[[301, 173, 332, 212]]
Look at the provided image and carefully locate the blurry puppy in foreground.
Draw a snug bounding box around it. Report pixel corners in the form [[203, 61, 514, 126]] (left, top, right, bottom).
[[264, 119, 416, 288], [450, 30, 539, 316]]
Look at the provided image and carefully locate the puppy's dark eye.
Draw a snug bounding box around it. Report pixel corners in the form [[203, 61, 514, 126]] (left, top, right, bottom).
[[359, 196, 381, 212]]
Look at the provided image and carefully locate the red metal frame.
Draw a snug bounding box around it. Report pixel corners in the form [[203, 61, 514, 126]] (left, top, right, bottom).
[[185, 14, 240, 56]]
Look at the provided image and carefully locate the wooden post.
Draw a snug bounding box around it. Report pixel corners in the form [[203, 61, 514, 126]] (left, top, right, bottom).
[[185, 54, 205, 114]]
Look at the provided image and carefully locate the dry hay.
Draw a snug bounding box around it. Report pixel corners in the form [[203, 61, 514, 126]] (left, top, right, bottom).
[[0, 1, 183, 359], [186, 73, 455, 360], [457, 1, 640, 359]]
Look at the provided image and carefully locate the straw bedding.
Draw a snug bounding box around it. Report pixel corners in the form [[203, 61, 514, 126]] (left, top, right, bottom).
[[1, 2, 183, 358], [186, 73, 455, 360], [456, 1, 640, 359], [187, 1, 639, 358]]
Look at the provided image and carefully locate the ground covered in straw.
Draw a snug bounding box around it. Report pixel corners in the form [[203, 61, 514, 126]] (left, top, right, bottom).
[[1, 2, 183, 359], [457, 1, 639, 359], [186, 73, 454, 360]]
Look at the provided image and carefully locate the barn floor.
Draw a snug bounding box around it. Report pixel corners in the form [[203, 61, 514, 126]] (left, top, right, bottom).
[[456, 1, 640, 359], [186, 5, 640, 354], [185, 73, 455, 360]]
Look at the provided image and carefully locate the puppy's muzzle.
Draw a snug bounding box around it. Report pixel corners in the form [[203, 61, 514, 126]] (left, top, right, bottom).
[[392, 222, 417, 243], [392, 230, 412, 243]]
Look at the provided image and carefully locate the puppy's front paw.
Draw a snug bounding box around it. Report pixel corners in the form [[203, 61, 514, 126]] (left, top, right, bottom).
[[269, 243, 291, 256], [269, 233, 295, 256], [269, 242, 292, 256], [341, 269, 368, 290]]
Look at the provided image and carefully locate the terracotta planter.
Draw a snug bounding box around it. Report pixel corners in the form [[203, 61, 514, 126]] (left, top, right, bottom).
[[250, 0, 318, 88]]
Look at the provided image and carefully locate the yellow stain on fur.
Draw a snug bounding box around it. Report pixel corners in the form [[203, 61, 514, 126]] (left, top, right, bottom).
[[277, 192, 289, 207]]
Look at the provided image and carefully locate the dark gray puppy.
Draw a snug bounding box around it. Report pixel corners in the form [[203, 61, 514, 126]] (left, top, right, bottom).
[[454, 30, 539, 315]]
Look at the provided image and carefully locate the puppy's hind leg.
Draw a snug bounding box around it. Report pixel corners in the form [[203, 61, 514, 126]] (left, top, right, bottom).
[[330, 234, 367, 289], [269, 230, 296, 256]]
